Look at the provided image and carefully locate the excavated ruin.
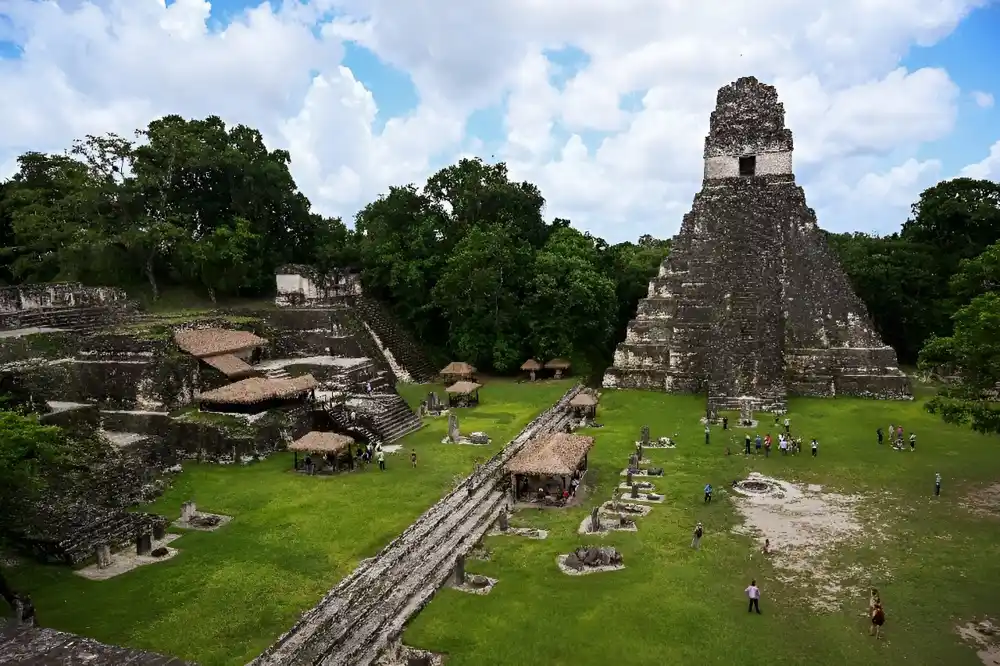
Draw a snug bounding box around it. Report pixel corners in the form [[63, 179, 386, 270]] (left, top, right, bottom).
[[603, 76, 911, 411]]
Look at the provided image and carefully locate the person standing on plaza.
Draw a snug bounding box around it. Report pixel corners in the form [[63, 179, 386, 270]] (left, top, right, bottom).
[[745, 580, 762, 614]]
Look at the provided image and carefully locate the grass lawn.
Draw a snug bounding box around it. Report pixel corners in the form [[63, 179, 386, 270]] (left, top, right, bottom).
[[6, 378, 574, 666], [402, 386, 1000, 666]]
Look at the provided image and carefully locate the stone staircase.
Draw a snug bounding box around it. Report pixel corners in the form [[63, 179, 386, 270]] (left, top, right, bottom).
[[365, 393, 423, 444], [251, 385, 583, 666], [350, 296, 437, 383], [263, 367, 291, 380], [0, 304, 135, 334]]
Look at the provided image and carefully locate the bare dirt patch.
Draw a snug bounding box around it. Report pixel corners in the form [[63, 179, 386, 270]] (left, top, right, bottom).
[[963, 483, 1000, 519], [729, 472, 884, 612], [957, 618, 1000, 665]]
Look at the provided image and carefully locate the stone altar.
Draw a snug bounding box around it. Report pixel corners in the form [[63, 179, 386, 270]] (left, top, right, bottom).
[[447, 413, 460, 443], [602, 76, 912, 409]]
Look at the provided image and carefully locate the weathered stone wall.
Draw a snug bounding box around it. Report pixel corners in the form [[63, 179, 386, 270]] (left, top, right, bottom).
[[274, 265, 362, 307], [0, 624, 195, 665], [0, 283, 128, 314], [604, 76, 911, 406], [0, 283, 131, 331]]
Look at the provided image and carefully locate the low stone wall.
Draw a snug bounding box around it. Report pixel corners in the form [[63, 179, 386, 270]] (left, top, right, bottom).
[[0, 283, 128, 314], [0, 623, 196, 665]]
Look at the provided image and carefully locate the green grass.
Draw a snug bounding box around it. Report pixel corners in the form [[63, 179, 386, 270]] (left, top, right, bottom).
[[5, 378, 573, 665], [400, 390, 1000, 666]]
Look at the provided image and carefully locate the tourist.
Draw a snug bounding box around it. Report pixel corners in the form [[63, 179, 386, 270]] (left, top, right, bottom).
[[877, 427, 883, 445], [909, 432, 917, 451], [376, 449, 385, 471], [704, 483, 713, 503], [762, 538, 770, 555], [755, 433, 762, 454], [896, 425, 903, 442], [889, 423, 894, 442], [870, 601, 886, 638], [755, 435, 762, 455], [745, 579, 762, 614], [705, 425, 710, 445], [304, 455, 314, 475], [723, 416, 729, 430], [783, 416, 790, 434], [745, 434, 752, 455], [935, 472, 942, 496], [410, 449, 417, 468], [366, 381, 372, 395], [811, 438, 818, 457], [779, 436, 787, 456], [570, 476, 580, 496], [691, 522, 703, 550]]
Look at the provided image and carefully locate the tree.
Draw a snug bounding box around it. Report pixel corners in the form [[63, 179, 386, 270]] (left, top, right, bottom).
[[527, 227, 617, 373], [901, 178, 1000, 265], [178, 217, 261, 302], [0, 411, 73, 532], [431, 225, 534, 371], [920, 242, 1000, 435]]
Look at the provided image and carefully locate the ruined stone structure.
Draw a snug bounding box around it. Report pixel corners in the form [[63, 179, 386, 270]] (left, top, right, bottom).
[[603, 76, 911, 410], [0, 283, 132, 333], [274, 266, 437, 383], [0, 622, 195, 665], [251, 385, 584, 666]]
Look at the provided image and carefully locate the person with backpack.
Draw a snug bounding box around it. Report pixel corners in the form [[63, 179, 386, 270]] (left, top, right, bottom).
[[691, 522, 704, 550]]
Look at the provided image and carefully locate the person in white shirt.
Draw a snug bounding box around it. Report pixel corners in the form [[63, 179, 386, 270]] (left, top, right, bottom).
[[745, 579, 762, 614], [935, 472, 942, 496]]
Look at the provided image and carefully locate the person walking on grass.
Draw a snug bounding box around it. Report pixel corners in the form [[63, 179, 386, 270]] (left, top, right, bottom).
[[745, 433, 752, 455], [704, 483, 713, 503], [691, 522, 704, 550], [811, 438, 818, 457], [746, 579, 762, 614], [909, 432, 917, 451], [935, 472, 942, 496], [705, 425, 711, 445], [870, 601, 886, 639], [783, 416, 790, 435], [877, 427, 883, 445], [376, 449, 385, 471], [410, 449, 417, 468]]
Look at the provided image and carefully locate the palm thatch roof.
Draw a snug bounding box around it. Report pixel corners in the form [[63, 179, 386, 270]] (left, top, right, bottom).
[[569, 392, 598, 407], [520, 359, 542, 371], [201, 353, 258, 379], [505, 432, 594, 476], [288, 431, 354, 453], [544, 358, 571, 370], [197, 374, 317, 405], [440, 361, 476, 376], [174, 328, 267, 358], [445, 381, 482, 394]]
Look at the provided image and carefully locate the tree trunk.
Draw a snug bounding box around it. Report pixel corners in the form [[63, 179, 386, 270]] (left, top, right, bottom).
[[208, 286, 217, 304], [145, 256, 159, 301]]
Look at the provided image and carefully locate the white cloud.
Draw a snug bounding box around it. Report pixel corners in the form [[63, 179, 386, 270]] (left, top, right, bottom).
[[959, 140, 1000, 180], [972, 90, 995, 108], [0, 0, 993, 242]]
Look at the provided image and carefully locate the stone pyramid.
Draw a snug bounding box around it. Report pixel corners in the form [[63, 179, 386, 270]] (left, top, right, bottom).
[[603, 76, 911, 410]]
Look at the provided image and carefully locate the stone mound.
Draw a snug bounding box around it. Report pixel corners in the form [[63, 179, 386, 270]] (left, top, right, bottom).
[[564, 546, 623, 571]]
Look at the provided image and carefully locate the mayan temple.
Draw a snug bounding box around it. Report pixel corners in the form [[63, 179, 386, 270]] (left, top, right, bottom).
[[603, 76, 912, 411]]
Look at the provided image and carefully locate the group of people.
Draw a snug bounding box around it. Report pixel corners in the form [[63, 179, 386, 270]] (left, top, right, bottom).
[[877, 423, 917, 451]]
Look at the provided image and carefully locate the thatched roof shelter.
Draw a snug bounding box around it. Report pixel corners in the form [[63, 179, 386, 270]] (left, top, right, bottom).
[[544, 358, 571, 370], [440, 361, 476, 377], [202, 354, 258, 379], [569, 393, 598, 407], [288, 431, 354, 454], [520, 359, 542, 371], [505, 432, 594, 476], [174, 328, 267, 358], [446, 381, 482, 394], [197, 374, 317, 405]]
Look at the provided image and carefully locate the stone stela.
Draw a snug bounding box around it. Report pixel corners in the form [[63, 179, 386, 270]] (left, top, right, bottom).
[[602, 76, 912, 411]]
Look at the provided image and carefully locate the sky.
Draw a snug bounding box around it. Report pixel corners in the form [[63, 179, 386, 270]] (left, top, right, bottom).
[[0, 0, 998, 243]]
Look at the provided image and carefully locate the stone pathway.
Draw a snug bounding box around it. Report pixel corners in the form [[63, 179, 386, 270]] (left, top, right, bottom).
[[251, 385, 583, 666]]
